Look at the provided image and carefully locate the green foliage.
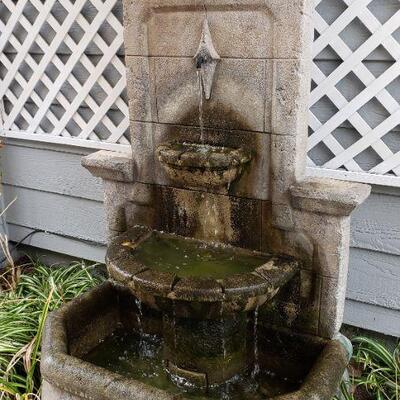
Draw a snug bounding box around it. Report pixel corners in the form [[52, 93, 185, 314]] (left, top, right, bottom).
[[0, 261, 398, 400], [339, 336, 400, 400], [0, 262, 103, 400], [339, 381, 355, 400], [353, 336, 399, 400]]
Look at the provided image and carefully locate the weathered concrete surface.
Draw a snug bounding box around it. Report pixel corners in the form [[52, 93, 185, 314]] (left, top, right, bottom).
[[291, 177, 372, 217], [81, 150, 134, 182], [130, 122, 271, 199], [123, 0, 314, 60], [42, 381, 84, 400], [41, 283, 351, 400], [156, 142, 251, 191], [272, 336, 350, 400], [1, 0, 396, 350], [152, 57, 267, 132], [122, 0, 314, 202], [164, 313, 248, 385], [41, 283, 178, 400], [107, 228, 299, 316]]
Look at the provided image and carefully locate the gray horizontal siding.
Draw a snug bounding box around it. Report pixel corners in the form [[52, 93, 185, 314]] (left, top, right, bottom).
[[2, 142, 104, 201], [344, 299, 400, 338], [347, 248, 400, 311], [2, 140, 107, 261], [3, 184, 106, 245], [2, 139, 400, 336], [351, 190, 400, 256], [8, 223, 106, 263]]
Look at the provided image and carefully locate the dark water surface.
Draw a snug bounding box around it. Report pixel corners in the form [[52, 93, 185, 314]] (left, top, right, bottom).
[[132, 233, 271, 279], [84, 328, 299, 400]]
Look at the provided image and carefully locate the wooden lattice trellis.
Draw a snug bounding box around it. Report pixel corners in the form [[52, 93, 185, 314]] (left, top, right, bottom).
[[0, 0, 400, 185], [0, 0, 130, 151], [308, 0, 400, 186]]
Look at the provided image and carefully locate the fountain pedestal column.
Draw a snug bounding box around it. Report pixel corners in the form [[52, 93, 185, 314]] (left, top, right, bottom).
[[163, 312, 248, 387]]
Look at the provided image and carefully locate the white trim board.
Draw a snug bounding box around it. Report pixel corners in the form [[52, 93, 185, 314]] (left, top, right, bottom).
[[0, 130, 131, 152], [307, 167, 400, 188]]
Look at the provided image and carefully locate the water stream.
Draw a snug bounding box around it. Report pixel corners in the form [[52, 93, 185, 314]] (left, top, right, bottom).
[[135, 298, 144, 335], [197, 69, 205, 143], [252, 306, 260, 379], [220, 302, 229, 398], [172, 300, 177, 352]]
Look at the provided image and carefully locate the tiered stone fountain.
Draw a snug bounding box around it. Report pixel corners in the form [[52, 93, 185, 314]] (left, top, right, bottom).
[[41, 1, 371, 399]]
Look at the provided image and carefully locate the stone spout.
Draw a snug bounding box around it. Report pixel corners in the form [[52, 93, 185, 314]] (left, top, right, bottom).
[[194, 19, 220, 100]]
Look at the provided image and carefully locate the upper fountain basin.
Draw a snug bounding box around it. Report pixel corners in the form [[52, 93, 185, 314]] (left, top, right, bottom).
[[106, 226, 298, 317], [156, 142, 251, 189]]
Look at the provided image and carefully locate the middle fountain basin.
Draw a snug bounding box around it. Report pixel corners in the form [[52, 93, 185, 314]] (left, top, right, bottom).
[[106, 226, 299, 315], [106, 226, 299, 386]]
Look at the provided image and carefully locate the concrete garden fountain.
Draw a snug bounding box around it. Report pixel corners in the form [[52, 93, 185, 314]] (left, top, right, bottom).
[[41, 1, 371, 399]]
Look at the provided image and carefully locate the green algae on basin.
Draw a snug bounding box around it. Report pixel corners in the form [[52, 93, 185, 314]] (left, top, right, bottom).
[[83, 328, 300, 400], [132, 232, 271, 279]]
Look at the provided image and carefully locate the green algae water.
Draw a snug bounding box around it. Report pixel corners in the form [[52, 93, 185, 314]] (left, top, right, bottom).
[[132, 233, 270, 279], [83, 328, 299, 400]]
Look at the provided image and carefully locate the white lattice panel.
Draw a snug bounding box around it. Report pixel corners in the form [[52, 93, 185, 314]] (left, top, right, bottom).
[[308, 0, 400, 186], [0, 0, 130, 151]]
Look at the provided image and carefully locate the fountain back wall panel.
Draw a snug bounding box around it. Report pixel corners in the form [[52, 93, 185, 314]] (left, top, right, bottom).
[[118, 0, 324, 339]]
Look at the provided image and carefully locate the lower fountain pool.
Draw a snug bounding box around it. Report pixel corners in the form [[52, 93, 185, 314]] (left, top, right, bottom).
[[41, 282, 351, 400], [83, 327, 300, 400]]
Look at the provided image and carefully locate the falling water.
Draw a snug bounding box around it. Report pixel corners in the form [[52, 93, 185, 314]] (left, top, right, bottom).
[[252, 306, 260, 379], [220, 301, 231, 400], [134, 297, 147, 355], [220, 304, 227, 368], [135, 298, 144, 336], [172, 300, 177, 351], [197, 69, 205, 143]]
